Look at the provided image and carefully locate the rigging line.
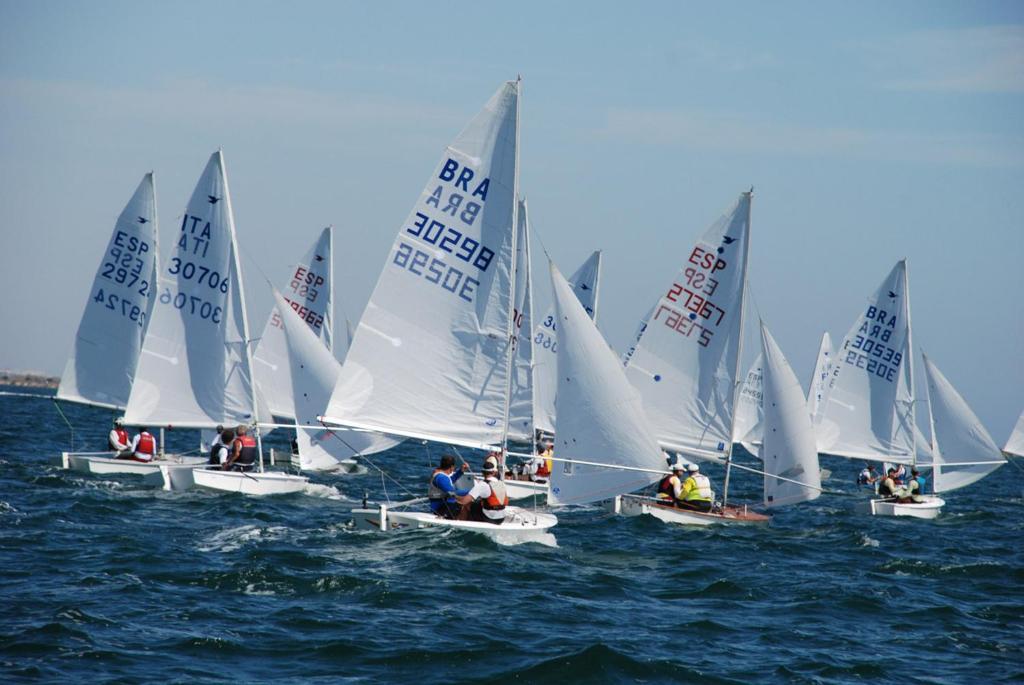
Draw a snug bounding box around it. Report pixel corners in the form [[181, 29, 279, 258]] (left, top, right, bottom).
[[52, 398, 77, 451], [317, 420, 420, 502]]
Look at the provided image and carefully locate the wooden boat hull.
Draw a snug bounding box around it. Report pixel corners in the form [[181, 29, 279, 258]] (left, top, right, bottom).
[[62, 452, 205, 487], [862, 495, 944, 519], [352, 504, 557, 538], [191, 468, 309, 496], [610, 494, 770, 526]]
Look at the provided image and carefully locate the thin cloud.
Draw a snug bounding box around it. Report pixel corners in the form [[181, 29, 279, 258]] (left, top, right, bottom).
[[592, 107, 1023, 168], [859, 25, 1024, 95]]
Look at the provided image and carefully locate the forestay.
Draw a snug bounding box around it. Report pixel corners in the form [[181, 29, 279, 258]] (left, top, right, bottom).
[[923, 354, 1005, 493], [125, 151, 261, 428], [732, 353, 764, 455], [815, 261, 915, 463], [506, 198, 534, 441], [274, 291, 401, 470], [623, 192, 752, 460], [533, 250, 602, 435], [58, 173, 159, 410], [760, 323, 821, 508], [254, 227, 334, 420], [1004, 410, 1024, 458], [806, 331, 833, 424], [323, 80, 520, 449], [548, 262, 664, 506]]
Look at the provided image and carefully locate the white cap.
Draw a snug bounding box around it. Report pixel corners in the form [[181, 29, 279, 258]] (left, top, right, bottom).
[[687, 463, 700, 473], [671, 460, 688, 471], [483, 456, 499, 472], [114, 416, 125, 426]]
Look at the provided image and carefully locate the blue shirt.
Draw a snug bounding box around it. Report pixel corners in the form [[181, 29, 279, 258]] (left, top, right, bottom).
[[429, 468, 469, 512]]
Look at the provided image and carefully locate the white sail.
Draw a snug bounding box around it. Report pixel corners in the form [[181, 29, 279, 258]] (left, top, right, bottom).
[[548, 262, 664, 506], [1004, 410, 1024, 457], [732, 353, 764, 454], [816, 261, 915, 463], [760, 323, 822, 508], [58, 173, 159, 410], [506, 198, 534, 441], [533, 250, 602, 434], [273, 291, 401, 470], [125, 151, 259, 428], [923, 354, 1005, 493], [323, 80, 520, 449], [253, 227, 334, 420], [806, 331, 833, 423], [623, 192, 752, 460]]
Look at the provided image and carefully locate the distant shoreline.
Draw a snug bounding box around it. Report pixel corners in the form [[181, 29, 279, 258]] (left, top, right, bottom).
[[0, 371, 59, 389]]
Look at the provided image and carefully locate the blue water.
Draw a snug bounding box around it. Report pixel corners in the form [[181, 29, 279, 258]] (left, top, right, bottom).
[[2, 389, 1022, 684]]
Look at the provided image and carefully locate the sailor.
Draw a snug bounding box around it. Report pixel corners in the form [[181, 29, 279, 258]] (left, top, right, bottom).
[[207, 424, 225, 465], [902, 468, 926, 503], [428, 455, 470, 519], [911, 468, 926, 495], [458, 456, 509, 525], [857, 464, 879, 486], [223, 424, 258, 471], [108, 417, 132, 456], [891, 463, 907, 485], [209, 428, 234, 466], [656, 461, 688, 506], [877, 468, 898, 498], [678, 463, 714, 513], [122, 427, 156, 462], [538, 442, 554, 478]]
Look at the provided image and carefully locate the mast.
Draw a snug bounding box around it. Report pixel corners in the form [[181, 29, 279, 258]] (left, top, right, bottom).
[[592, 250, 603, 325], [327, 225, 335, 354], [222, 150, 264, 470], [905, 259, 917, 468], [523, 199, 537, 455], [498, 76, 522, 477], [721, 188, 753, 507]]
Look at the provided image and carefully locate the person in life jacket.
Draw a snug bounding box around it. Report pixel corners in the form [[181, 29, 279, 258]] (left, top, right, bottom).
[[207, 424, 225, 465], [124, 427, 157, 463], [678, 463, 714, 513], [458, 456, 509, 525], [897, 468, 927, 504], [209, 428, 234, 466], [891, 463, 907, 485], [877, 468, 898, 498], [109, 417, 133, 456], [857, 464, 879, 487], [540, 443, 554, 478], [223, 424, 258, 471], [428, 455, 470, 519], [656, 461, 689, 505]]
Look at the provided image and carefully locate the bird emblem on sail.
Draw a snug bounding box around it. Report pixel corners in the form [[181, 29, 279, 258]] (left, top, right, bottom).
[[137, 217, 149, 224], [314, 254, 324, 262], [888, 290, 898, 299], [207, 195, 220, 204]]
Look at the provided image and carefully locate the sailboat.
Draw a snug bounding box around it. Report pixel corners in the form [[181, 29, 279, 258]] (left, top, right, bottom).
[[252, 226, 401, 472], [1004, 410, 1024, 458], [58, 172, 197, 482], [807, 331, 833, 423], [317, 79, 556, 536], [120, 150, 307, 495]]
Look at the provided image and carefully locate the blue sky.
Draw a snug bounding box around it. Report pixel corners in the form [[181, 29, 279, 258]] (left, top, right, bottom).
[[1, 1, 1021, 438]]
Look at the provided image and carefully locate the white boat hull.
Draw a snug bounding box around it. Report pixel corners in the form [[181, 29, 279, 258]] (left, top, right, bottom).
[[863, 495, 945, 519], [158, 462, 212, 492], [503, 478, 548, 501], [191, 468, 309, 496], [62, 452, 206, 487], [352, 504, 557, 539], [609, 494, 770, 526]]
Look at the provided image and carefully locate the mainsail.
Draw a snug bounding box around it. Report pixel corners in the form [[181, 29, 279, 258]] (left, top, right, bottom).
[[548, 262, 664, 506], [623, 191, 752, 460], [322, 80, 520, 449], [1004, 410, 1024, 458], [532, 250, 602, 435], [125, 151, 260, 428], [254, 227, 334, 420], [806, 331, 833, 423], [922, 354, 1006, 493], [760, 323, 822, 508], [274, 291, 401, 470], [58, 173, 159, 410], [506, 198, 535, 441], [815, 261, 916, 462]]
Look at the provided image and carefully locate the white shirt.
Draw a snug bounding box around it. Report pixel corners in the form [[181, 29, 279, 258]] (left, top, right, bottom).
[[467, 477, 506, 519], [130, 432, 155, 461]]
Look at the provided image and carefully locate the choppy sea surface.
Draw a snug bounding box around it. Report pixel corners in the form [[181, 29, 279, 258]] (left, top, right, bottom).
[[1, 388, 1021, 684]]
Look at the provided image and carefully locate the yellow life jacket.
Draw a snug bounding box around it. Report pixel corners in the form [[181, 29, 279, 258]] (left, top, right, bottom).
[[683, 474, 712, 501]]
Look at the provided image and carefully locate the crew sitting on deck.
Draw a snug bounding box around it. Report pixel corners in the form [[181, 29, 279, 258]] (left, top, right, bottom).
[[120, 426, 156, 462], [896, 468, 927, 504], [428, 455, 470, 519], [538, 443, 553, 479], [457, 456, 509, 525], [678, 463, 714, 513], [223, 424, 257, 471], [656, 461, 689, 506], [108, 417, 133, 457], [857, 464, 879, 486], [877, 468, 898, 498], [209, 428, 234, 466]]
